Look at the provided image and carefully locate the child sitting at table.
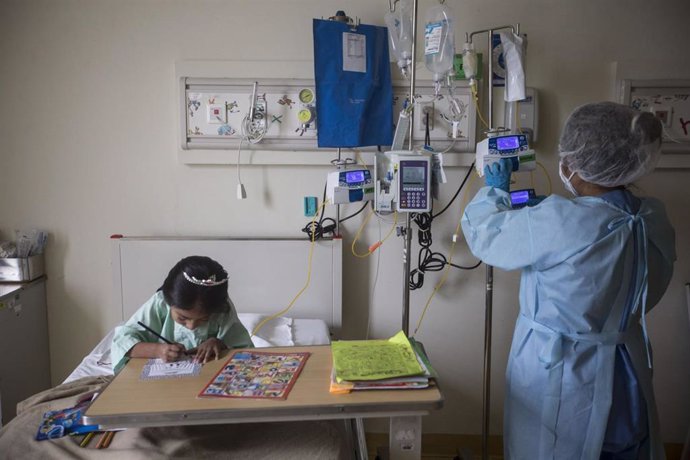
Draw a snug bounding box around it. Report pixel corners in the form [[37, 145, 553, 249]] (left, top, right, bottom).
[[111, 255, 253, 373]]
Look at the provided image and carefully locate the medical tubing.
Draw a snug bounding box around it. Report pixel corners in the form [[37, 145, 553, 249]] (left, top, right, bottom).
[[365, 217, 383, 340], [413, 217, 461, 336], [252, 200, 325, 337], [413, 191, 482, 335], [351, 209, 398, 258], [471, 82, 489, 129]]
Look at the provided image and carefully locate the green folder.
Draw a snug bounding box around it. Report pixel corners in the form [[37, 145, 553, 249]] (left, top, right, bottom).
[[331, 331, 424, 382]]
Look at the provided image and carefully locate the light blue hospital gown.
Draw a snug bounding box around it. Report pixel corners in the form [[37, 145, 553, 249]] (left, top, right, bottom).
[[111, 291, 253, 373], [461, 187, 675, 460]]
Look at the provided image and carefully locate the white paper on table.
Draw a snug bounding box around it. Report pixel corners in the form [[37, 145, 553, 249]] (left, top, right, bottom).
[[140, 358, 201, 380]]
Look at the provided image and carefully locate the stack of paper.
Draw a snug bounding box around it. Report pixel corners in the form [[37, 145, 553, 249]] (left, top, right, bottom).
[[330, 331, 437, 394]]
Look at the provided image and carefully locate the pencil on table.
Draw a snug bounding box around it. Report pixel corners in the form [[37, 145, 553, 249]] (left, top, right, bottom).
[[79, 431, 95, 448], [101, 431, 115, 448], [95, 431, 108, 449]]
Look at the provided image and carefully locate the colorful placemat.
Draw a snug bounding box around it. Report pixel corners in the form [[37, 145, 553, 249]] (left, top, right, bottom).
[[198, 350, 310, 399]]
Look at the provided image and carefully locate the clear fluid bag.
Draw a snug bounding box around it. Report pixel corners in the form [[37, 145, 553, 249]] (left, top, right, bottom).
[[424, 2, 455, 85], [384, 0, 414, 77]]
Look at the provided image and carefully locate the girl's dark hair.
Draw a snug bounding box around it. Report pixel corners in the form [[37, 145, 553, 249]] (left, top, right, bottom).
[[159, 256, 230, 314]]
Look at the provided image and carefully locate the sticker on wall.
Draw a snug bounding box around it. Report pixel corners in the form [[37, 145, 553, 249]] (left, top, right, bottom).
[[278, 95, 294, 108], [226, 101, 240, 113], [187, 93, 202, 117], [217, 124, 235, 136]]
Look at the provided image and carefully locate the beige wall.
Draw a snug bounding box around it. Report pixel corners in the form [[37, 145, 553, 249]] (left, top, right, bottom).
[[1, 0, 689, 441]]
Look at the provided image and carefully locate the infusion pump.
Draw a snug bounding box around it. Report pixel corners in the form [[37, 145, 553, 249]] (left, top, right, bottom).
[[374, 151, 432, 213], [475, 133, 536, 176], [326, 168, 374, 204]]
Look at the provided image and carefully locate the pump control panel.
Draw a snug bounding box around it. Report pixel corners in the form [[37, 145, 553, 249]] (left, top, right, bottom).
[[475, 133, 536, 176], [326, 168, 374, 204], [397, 157, 431, 212]]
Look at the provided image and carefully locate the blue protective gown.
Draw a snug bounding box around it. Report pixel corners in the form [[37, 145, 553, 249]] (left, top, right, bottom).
[[461, 187, 675, 460]]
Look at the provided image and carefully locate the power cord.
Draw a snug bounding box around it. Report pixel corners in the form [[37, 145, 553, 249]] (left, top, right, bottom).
[[301, 185, 336, 240], [409, 163, 480, 291], [301, 184, 369, 240]]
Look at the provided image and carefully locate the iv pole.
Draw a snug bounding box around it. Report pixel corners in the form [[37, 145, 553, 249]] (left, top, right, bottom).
[[399, 0, 418, 336], [467, 23, 518, 460]]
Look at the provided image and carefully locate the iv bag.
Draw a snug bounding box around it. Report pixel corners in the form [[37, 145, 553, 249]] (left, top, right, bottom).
[[424, 2, 455, 84], [384, 0, 413, 77]]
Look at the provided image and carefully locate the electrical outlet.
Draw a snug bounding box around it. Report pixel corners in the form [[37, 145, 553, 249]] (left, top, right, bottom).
[[417, 102, 435, 132]]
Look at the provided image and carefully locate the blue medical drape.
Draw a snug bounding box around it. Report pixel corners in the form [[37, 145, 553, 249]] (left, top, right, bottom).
[[313, 19, 393, 148]]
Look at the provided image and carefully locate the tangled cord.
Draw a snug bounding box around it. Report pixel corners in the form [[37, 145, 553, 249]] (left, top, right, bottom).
[[409, 212, 446, 290], [408, 164, 481, 290], [301, 184, 369, 240]]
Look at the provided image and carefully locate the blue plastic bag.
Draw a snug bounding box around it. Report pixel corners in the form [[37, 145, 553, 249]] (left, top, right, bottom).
[[313, 19, 394, 148]]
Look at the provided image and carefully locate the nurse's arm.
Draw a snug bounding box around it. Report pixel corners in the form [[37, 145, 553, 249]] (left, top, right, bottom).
[[461, 186, 536, 271]]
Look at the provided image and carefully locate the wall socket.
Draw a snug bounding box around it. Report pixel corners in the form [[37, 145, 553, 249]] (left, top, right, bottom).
[[418, 102, 435, 132]]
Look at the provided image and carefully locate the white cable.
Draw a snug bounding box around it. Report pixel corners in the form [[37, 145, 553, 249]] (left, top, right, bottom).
[[236, 138, 247, 200], [235, 94, 270, 200], [236, 138, 244, 183]]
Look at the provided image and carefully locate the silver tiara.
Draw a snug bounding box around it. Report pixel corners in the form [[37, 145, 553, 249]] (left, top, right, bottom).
[[183, 272, 228, 287]]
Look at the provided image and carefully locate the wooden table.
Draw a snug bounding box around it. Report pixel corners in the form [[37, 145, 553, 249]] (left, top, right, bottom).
[[84, 345, 443, 460]]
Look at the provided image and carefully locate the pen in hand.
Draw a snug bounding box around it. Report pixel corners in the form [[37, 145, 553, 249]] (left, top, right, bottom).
[[137, 321, 173, 344]]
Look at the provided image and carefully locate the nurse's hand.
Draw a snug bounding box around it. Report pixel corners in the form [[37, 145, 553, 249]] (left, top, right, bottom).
[[157, 343, 186, 362], [192, 338, 227, 363], [484, 158, 513, 192]]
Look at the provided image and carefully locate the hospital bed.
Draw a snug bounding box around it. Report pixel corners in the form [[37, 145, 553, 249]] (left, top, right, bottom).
[[0, 237, 353, 459]]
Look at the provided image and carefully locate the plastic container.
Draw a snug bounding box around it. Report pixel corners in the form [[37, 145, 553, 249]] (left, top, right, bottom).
[[0, 255, 45, 282], [461, 42, 478, 80], [423, 2, 456, 84]]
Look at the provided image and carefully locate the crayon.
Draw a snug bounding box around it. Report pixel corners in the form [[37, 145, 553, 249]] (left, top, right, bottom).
[[79, 431, 95, 448]]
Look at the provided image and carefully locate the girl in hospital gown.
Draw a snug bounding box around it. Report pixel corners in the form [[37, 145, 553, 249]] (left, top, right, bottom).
[[112, 255, 253, 373]]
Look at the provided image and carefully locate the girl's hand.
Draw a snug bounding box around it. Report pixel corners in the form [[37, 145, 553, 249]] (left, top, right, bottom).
[[193, 338, 227, 363], [157, 343, 186, 362]]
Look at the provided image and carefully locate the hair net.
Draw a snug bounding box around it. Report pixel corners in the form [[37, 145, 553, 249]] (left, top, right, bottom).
[[558, 102, 662, 187]]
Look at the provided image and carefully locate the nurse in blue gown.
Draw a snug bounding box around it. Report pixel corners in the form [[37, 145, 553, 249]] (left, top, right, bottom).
[[461, 102, 676, 460]]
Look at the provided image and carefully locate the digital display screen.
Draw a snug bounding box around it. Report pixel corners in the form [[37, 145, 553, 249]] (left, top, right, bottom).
[[496, 136, 520, 151], [402, 166, 425, 185], [510, 190, 530, 205], [345, 170, 365, 183]]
